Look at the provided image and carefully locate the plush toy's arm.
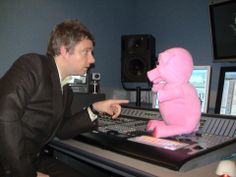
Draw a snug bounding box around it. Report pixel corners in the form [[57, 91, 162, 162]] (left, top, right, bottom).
[[158, 86, 183, 102]]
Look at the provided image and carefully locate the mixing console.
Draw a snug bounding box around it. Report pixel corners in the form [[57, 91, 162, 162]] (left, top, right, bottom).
[[76, 106, 236, 171], [96, 107, 236, 153]]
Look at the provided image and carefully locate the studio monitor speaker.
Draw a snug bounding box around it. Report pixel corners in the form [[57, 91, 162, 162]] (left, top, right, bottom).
[[121, 34, 156, 82]]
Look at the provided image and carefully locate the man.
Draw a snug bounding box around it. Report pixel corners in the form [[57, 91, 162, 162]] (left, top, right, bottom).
[[0, 19, 128, 177]]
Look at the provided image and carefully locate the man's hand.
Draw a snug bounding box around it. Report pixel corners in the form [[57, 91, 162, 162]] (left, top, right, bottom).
[[37, 171, 50, 177], [92, 99, 129, 118]]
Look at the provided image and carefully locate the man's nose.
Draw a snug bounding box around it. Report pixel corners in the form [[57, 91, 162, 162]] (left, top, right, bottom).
[[89, 54, 95, 64]]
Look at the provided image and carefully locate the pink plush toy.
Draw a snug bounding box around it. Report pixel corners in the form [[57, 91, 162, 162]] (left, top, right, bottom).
[[147, 47, 201, 138]]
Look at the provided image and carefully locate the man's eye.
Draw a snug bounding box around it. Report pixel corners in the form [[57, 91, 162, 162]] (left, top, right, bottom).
[[81, 50, 89, 55]]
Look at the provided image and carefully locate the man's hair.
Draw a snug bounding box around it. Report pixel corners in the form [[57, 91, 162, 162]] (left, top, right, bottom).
[[47, 19, 95, 57]]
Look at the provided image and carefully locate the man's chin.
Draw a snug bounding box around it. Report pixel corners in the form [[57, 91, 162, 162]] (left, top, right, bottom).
[[78, 69, 87, 76]]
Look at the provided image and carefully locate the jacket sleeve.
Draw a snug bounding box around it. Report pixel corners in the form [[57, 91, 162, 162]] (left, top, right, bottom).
[[56, 86, 97, 139], [0, 58, 38, 177]]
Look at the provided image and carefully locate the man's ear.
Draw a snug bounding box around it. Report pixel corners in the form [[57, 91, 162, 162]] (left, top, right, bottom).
[[60, 45, 68, 58]]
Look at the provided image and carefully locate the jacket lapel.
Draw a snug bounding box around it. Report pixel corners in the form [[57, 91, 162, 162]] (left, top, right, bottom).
[[46, 56, 64, 121], [51, 71, 64, 120]]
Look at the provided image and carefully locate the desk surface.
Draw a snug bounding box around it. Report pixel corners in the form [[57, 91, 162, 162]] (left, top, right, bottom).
[[49, 138, 222, 177]]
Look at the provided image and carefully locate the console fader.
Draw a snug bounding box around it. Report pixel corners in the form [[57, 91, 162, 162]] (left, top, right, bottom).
[[76, 106, 236, 171]]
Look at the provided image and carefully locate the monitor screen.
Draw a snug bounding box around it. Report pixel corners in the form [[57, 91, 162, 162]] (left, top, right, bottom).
[[189, 66, 211, 113], [209, 0, 236, 62], [152, 66, 211, 113], [66, 73, 89, 93], [215, 66, 236, 115], [67, 73, 87, 86]]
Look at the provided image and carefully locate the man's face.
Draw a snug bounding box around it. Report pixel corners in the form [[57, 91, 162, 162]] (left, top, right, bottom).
[[66, 39, 95, 76]]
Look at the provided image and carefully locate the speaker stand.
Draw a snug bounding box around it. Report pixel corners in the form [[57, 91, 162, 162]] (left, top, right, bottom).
[[121, 82, 151, 108], [136, 87, 141, 106]]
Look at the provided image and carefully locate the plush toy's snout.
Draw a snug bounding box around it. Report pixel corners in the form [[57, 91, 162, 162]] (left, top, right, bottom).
[[147, 67, 161, 84]]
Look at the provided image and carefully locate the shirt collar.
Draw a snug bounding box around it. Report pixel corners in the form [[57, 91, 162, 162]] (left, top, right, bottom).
[[55, 63, 72, 88]]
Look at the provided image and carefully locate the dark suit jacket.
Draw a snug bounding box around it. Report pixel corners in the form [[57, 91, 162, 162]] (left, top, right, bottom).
[[0, 53, 96, 177]]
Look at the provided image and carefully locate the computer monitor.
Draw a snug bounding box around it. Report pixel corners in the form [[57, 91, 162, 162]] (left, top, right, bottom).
[[152, 65, 211, 113], [209, 0, 236, 62], [189, 65, 211, 113], [67, 74, 87, 85], [215, 66, 236, 115]]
